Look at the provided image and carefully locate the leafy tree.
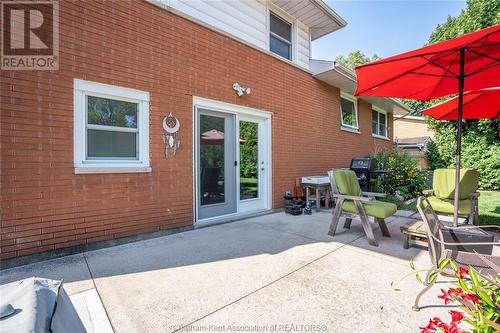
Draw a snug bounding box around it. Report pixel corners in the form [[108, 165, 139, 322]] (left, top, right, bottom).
[[418, 0, 500, 190], [402, 0, 500, 114], [428, 0, 500, 44], [335, 50, 380, 68]]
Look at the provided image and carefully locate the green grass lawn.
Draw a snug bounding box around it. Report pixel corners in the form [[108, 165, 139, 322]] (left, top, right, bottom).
[[478, 191, 500, 226], [240, 177, 257, 185]]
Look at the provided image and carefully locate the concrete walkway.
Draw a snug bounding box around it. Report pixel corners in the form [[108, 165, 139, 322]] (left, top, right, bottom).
[[1, 212, 454, 332]]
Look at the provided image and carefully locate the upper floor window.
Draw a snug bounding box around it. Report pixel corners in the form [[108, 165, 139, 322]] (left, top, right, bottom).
[[74, 80, 150, 173], [372, 108, 388, 138], [340, 95, 359, 130], [270, 12, 292, 60]]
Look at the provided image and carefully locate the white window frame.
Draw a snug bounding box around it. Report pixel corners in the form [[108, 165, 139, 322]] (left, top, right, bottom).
[[340, 92, 359, 131], [268, 10, 294, 61], [73, 79, 150, 174], [372, 106, 389, 139]]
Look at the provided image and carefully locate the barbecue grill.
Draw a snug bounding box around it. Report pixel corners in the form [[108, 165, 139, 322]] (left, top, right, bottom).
[[349, 158, 385, 191]]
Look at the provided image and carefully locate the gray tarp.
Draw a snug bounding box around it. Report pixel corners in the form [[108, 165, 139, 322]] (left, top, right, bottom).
[[0, 277, 86, 333]]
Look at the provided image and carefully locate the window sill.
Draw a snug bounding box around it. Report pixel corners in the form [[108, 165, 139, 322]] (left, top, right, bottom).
[[340, 126, 360, 134], [74, 166, 152, 174], [372, 134, 390, 141]]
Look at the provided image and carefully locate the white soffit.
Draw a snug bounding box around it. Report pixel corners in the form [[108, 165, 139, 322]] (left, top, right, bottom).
[[311, 60, 412, 114], [272, 0, 347, 40]]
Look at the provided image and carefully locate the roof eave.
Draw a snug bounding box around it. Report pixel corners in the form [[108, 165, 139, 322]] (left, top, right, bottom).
[[310, 0, 347, 40], [311, 60, 413, 114]]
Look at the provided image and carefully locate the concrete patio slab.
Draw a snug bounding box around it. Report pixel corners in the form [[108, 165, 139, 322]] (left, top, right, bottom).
[[84, 217, 353, 332], [247, 211, 364, 243], [348, 215, 432, 266], [0, 211, 465, 333], [193, 244, 449, 333]]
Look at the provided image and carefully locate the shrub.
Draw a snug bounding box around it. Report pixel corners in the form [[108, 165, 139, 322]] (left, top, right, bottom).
[[371, 149, 428, 200]]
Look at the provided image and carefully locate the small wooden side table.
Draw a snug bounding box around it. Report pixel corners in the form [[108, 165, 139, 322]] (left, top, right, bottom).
[[400, 220, 428, 249]]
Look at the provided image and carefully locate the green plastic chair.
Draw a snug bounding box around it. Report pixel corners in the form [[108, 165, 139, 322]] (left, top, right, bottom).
[[425, 169, 480, 225], [328, 169, 397, 246]]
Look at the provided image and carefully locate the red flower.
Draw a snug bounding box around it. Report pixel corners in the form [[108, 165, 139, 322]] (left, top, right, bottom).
[[449, 310, 464, 323], [438, 288, 452, 304], [438, 288, 463, 305], [458, 267, 469, 279], [420, 317, 441, 333], [420, 317, 463, 333], [461, 293, 480, 305], [420, 317, 462, 333]]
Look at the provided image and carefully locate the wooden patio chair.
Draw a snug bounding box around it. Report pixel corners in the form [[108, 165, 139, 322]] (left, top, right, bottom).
[[328, 169, 397, 246], [413, 196, 500, 311], [425, 169, 480, 225]]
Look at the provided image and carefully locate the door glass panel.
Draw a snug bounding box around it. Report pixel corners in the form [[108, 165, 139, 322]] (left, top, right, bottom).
[[200, 115, 225, 205], [239, 121, 259, 200]]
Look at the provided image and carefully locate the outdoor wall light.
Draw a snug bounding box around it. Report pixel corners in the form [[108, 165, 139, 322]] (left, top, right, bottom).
[[233, 83, 251, 96]]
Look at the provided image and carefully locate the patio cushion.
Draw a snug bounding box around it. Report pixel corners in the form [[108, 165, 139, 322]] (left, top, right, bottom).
[[433, 169, 479, 200], [342, 200, 397, 219], [333, 170, 362, 196], [427, 196, 471, 215]]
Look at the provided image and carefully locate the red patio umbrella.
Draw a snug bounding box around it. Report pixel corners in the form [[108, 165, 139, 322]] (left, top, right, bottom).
[[421, 87, 500, 120], [201, 129, 245, 145], [354, 25, 500, 226]]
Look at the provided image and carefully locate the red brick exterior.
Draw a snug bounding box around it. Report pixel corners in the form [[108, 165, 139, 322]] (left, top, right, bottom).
[[0, 0, 393, 259]]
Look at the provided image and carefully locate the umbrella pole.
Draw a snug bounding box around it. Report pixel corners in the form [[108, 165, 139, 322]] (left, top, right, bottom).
[[453, 48, 465, 227]]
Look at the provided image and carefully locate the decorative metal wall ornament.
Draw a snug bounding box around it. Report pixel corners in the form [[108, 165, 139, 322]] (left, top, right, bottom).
[[162, 112, 180, 157]]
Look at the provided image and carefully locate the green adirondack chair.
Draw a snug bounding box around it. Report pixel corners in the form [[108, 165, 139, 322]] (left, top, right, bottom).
[[328, 169, 397, 246], [425, 169, 480, 225]]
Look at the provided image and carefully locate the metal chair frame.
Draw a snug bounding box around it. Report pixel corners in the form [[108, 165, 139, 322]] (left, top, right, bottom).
[[413, 196, 499, 311]]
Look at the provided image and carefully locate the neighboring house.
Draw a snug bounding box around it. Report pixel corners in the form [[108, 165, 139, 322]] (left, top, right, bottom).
[[393, 115, 434, 140], [1, 0, 411, 259], [394, 136, 433, 169], [393, 114, 434, 169]]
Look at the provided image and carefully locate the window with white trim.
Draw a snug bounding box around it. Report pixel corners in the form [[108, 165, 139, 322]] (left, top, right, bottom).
[[340, 95, 359, 129], [73, 80, 150, 173], [269, 12, 292, 60], [372, 108, 388, 138]]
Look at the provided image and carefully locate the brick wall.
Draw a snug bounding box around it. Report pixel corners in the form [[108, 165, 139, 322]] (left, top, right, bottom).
[[0, 0, 392, 259]]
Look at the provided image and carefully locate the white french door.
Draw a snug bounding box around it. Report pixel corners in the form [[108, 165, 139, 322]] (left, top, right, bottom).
[[194, 98, 271, 223], [237, 115, 269, 213]]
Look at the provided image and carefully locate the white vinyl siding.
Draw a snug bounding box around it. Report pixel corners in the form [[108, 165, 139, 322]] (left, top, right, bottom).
[[296, 22, 310, 68], [166, 0, 267, 49], [154, 0, 311, 70]]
